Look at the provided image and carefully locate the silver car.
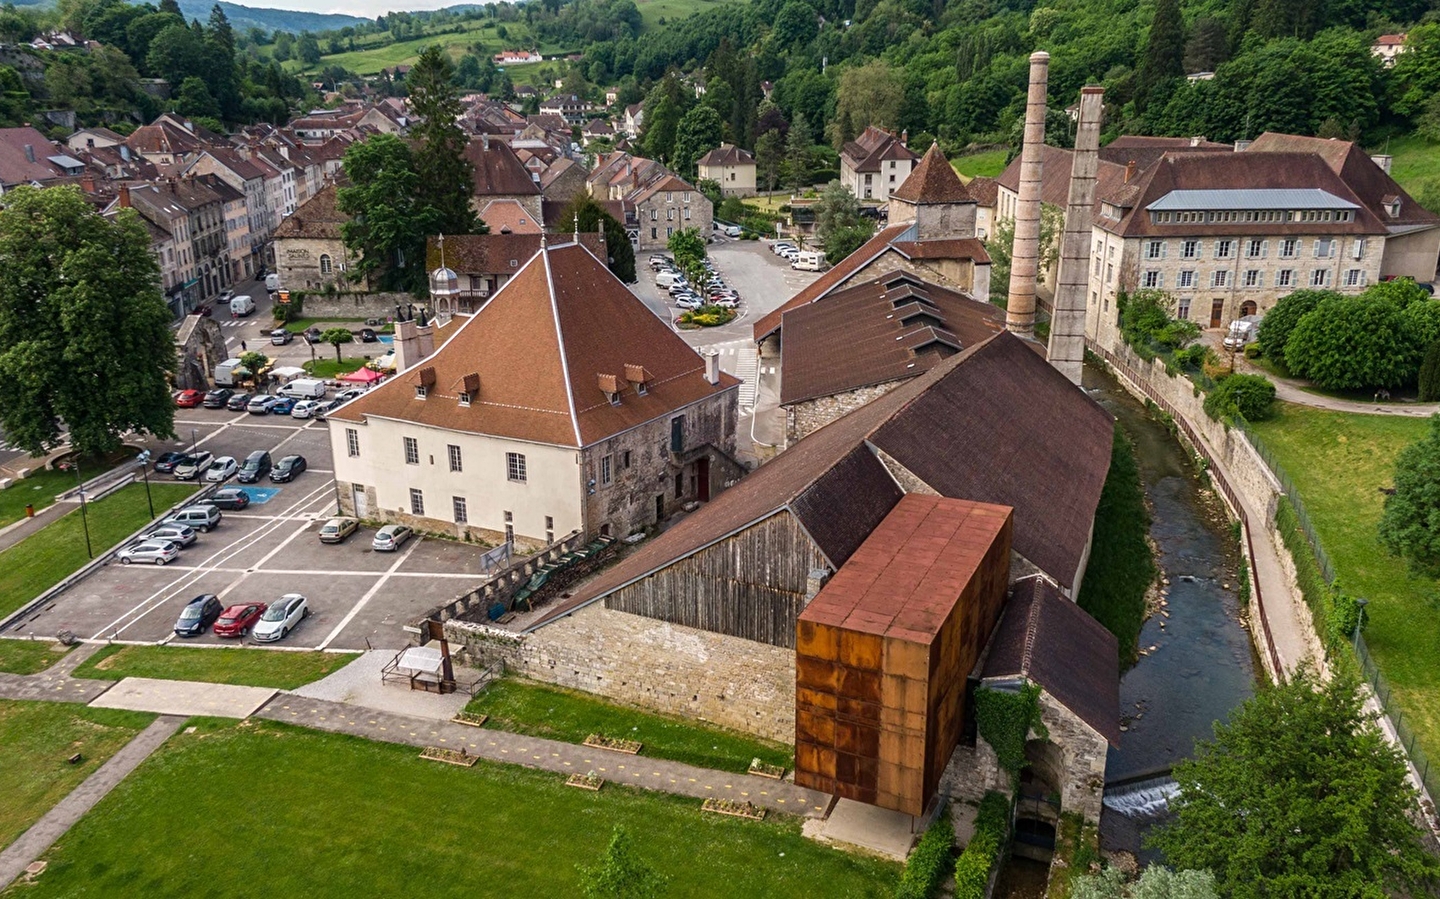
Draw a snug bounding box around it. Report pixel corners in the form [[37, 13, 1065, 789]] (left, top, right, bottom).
[[252, 593, 309, 643], [141, 523, 196, 547], [117, 540, 181, 566], [172, 451, 213, 481], [291, 400, 322, 420], [204, 456, 238, 482], [372, 525, 413, 552]]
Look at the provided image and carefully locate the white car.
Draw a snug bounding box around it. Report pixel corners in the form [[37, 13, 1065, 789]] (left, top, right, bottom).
[[117, 540, 181, 566], [204, 456, 237, 482], [291, 400, 322, 420], [252, 593, 309, 642], [772, 242, 796, 256], [172, 451, 212, 481], [334, 388, 367, 403], [372, 524, 414, 552], [676, 295, 704, 310], [779, 247, 800, 262], [142, 523, 196, 547]]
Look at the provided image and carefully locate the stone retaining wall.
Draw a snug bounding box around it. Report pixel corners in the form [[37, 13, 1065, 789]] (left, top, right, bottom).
[[292, 291, 415, 321]]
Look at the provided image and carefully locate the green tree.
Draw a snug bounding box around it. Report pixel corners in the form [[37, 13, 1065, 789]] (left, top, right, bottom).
[[321, 327, 353, 362], [1072, 866, 1218, 899], [557, 192, 635, 283], [176, 76, 220, 119], [672, 105, 723, 179], [1284, 296, 1418, 390], [771, 0, 818, 50], [829, 59, 902, 146], [203, 4, 239, 119], [784, 110, 813, 192], [1202, 373, 1275, 421], [336, 135, 432, 292], [0, 186, 175, 458], [239, 350, 269, 383], [1182, 18, 1228, 75], [1420, 342, 1440, 402], [146, 22, 206, 85], [296, 31, 321, 67], [0, 65, 29, 127], [814, 180, 870, 264], [667, 227, 707, 284], [755, 127, 784, 194], [1136, 0, 1184, 111], [1151, 666, 1436, 898], [1362, 277, 1430, 309], [407, 45, 480, 237], [1254, 289, 1331, 371], [1380, 414, 1440, 576], [579, 826, 667, 899]]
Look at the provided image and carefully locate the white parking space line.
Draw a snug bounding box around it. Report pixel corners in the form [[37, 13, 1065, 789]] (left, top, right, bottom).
[[316, 538, 424, 650], [122, 566, 486, 579]]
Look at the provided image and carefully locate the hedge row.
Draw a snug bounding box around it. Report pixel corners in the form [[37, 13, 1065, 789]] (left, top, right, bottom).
[[894, 806, 955, 899], [954, 792, 1011, 899]]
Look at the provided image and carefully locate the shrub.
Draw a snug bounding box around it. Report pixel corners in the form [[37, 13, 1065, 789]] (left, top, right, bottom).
[[1379, 414, 1440, 578], [894, 806, 955, 899], [1118, 289, 1174, 350], [1362, 277, 1430, 309], [1256, 289, 1332, 370], [1403, 299, 1440, 355], [954, 792, 1010, 899], [1284, 296, 1417, 390], [1202, 373, 1276, 421], [1173, 344, 1213, 370], [1157, 318, 1200, 349], [1243, 342, 1263, 360], [1420, 341, 1440, 402]]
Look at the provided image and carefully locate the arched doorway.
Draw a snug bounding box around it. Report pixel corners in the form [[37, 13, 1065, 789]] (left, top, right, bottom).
[[1013, 739, 1064, 861], [1240, 300, 1257, 317]]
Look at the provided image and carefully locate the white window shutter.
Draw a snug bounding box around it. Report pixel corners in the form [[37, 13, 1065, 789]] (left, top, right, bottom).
[[1262, 240, 1269, 258]]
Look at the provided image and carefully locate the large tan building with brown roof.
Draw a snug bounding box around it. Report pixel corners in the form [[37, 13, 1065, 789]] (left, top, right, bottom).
[[327, 241, 741, 548], [841, 126, 920, 203]]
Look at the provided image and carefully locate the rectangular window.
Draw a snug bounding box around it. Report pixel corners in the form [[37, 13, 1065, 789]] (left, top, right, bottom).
[[667, 208, 674, 221], [1178, 270, 1196, 289], [1094, 257, 1101, 276], [1177, 298, 1191, 319], [650, 209, 657, 221], [409, 488, 424, 516], [506, 452, 527, 482], [415, 385, 427, 399], [622, 450, 631, 469], [1280, 238, 1298, 258], [1182, 240, 1199, 259], [1212, 270, 1230, 288], [1243, 269, 1261, 288], [1311, 268, 1330, 287], [1145, 240, 1163, 260], [403, 436, 418, 465], [1106, 263, 1114, 284], [1344, 269, 1363, 287], [684, 207, 691, 220], [447, 444, 462, 473], [600, 454, 613, 486], [1142, 271, 1160, 289], [1277, 269, 1294, 287], [452, 496, 467, 524], [1316, 238, 1335, 258], [1215, 239, 1233, 259], [346, 428, 359, 457]]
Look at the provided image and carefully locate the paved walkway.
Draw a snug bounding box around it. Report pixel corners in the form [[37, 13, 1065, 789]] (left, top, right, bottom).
[[1234, 356, 1440, 418], [90, 677, 276, 718], [0, 715, 185, 891], [0, 667, 112, 704], [255, 694, 831, 817]]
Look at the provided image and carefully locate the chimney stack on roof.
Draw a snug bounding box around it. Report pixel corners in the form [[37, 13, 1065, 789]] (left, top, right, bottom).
[[1005, 50, 1050, 339], [1048, 85, 1104, 386], [1124, 160, 1136, 183], [118, 183, 131, 208], [705, 351, 720, 386]]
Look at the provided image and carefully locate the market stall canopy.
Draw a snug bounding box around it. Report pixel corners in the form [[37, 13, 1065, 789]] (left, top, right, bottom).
[[340, 367, 384, 384]]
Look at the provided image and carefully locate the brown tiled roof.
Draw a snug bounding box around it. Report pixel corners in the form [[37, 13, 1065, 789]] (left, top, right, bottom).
[[841, 126, 919, 173], [479, 199, 543, 234], [629, 172, 699, 204], [1245, 132, 1440, 229], [696, 143, 755, 167], [465, 137, 541, 197], [780, 272, 1004, 405], [753, 222, 914, 341], [799, 494, 1012, 644], [998, 144, 1132, 209], [334, 242, 737, 447], [983, 576, 1121, 745], [425, 232, 603, 274], [0, 126, 63, 185], [273, 184, 346, 239], [891, 143, 973, 204], [1100, 135, 1231, 174], [966, 175, 1000, 208], [891, 238, 991, 263], [536, 330, 1111, 628]]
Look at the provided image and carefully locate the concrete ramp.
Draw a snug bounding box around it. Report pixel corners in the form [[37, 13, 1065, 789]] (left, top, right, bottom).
[[88, 677, 277, 718]]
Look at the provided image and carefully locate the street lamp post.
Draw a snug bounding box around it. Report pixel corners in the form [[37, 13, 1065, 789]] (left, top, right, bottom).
[[63, 460, 93, 560], [136, 450, 155, 519]]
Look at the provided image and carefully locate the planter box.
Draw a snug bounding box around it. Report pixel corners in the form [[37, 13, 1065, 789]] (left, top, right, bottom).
[[748, 759, 786, 780], [702, 798, 765, 820], [584, 734, 642, 754], [451, 712, 489, 728], [420, 747, 478, 767], [566, 774, 605, 791]]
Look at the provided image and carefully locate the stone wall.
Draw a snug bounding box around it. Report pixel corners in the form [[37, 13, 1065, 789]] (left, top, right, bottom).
[[445, 605, 797, 743], [785, 381, 903, 446], [297, 290, 415, 321]]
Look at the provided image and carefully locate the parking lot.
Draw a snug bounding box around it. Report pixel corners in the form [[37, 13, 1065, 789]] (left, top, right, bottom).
[[9, 404, 500, 652]]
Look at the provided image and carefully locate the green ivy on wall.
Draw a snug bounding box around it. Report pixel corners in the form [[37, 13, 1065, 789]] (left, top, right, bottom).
[[975, 682, 1046, 777]]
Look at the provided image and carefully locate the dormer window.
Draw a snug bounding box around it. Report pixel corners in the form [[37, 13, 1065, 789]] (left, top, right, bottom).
[[1389, 199, 1402, 217], [458, 391, 472, 406], [598, 372, 622, 405], [414, 385, 427, 399], [624, 363, 650, 397]]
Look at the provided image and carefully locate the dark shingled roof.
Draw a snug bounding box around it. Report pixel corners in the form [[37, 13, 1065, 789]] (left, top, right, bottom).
[[273, 184, 346, 240], [531, 330, 1112, 629], [465, 136, 541, 197], [891, 143, 973, 204], [983, 576, 1121, 746], [697, 143, 755, 167], [1245, 132, 1440, 230], [967, 176, 999, 208]]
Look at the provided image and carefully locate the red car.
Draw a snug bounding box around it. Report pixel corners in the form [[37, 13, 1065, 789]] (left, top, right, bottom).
[[213, 602, 267, 638], [175, 389, 204, 408]]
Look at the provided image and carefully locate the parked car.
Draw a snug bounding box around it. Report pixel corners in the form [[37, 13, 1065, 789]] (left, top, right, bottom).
[[173, 594, 223, 637], [334, 388, 367, 403], [359, 328, 379, 343], [164, 504, 221, 532], [709, 296, 739, 309], [252, 594, 309, 643], [226, 392, 254, 411], [247, 395, 279, 415], [291, 400, 322, 420], [153, 451, 187, 473], [202, 388, 233, 409], [318, 517, 359, 544], [172, 451, 213, 481], [269, 328, 293, 346], [204, 456, 238, 482], [676, 295, 704, 310], [303, 326, 323, 344], [236, 451, 271, 483], [772, 242, 796, 256], [269, 397, 296, 415], [270, 454, 307, 483], [210, 487, 250, 511], [372, 524, 413, 552], [174, 389, 204, 408], [117, 540, 181, 566], [143, 523, 196, 547], [213, 602, 266, 638], [313, 399, 343, 421]]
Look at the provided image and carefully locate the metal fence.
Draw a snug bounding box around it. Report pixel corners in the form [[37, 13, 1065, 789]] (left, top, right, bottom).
[[1229, 419, 1336, 583], [1356, 636, 1440, 804]]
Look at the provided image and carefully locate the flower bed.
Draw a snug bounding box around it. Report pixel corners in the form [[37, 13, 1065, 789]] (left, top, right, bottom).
[[566, 772, 604, 791], [451, 711, 489, 728], [420, 746, 478, 767], [702, 798, 765, 820], [748, 758, 785, 780], [583, 734, 642, 754]]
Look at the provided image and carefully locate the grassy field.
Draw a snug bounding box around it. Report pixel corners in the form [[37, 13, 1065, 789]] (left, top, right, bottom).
[[1385, 133, 1440, 202], [952, 149, 1009, 179], [74, 645, 358, 690], [0, 701, 154, 851], [1247, 404, 1440, 754], [304, 357, 369, 378], [4, 718, 897, 898], [0, 483, 196, 619], [465, 679, 793, 774], [0, 467, 79, 529], [0, 639, 70, 675]]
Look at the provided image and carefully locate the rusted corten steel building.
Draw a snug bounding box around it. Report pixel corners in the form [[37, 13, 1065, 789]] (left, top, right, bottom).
[[795, 495, 1014, 816]]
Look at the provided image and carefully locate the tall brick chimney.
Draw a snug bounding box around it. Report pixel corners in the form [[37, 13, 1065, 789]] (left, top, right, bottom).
[[1006, 51, 1049, 338], [1047, 86, 1104, 385], [118, 183, 131, 208]]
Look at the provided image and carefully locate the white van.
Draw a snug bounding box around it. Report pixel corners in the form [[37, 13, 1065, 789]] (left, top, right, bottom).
[[277, 378, 327, 400], [229, 295, 256, 317], [792, 251, 825, 272], [656, 271, 684, 289], [213, 358, 244, 387], [265, 274, 281, 292]]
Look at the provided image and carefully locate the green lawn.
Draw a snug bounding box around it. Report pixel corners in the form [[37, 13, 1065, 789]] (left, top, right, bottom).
[[0, 467, 78, 529], [952, 149, 1009, 179], [1247, 404, 1440, 754], [0, 639, 71, 675], [465, 678, 793, 774], [0, 483, 196, 619], [279, 317, 391, 332], [4, 719, 897, 898], [0, 701, 154, 851], [1386, 133, 1440, 202], [74, 644, 358, 690], [304, 357, 368, 378]]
